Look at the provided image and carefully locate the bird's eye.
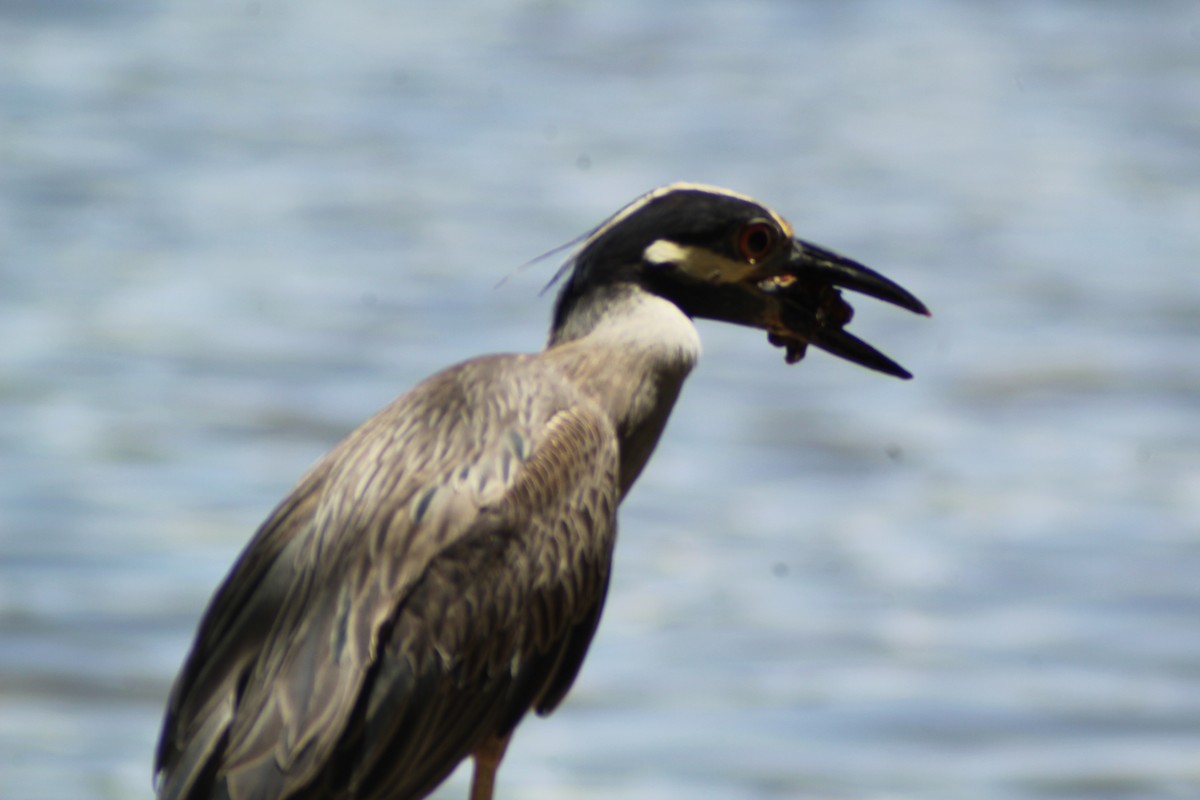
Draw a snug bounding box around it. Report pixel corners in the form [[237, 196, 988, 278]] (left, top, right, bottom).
[[737, 221, 777, 263]]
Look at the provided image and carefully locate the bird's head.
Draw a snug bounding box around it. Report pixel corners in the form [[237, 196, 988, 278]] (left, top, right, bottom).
[[551, 183, 929, 378]]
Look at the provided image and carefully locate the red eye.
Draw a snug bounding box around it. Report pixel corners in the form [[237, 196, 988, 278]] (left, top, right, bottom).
[[737, 221, 777, 263]]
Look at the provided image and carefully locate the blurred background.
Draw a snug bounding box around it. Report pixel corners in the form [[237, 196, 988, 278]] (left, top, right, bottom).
[[2, 1, 1198, 798]]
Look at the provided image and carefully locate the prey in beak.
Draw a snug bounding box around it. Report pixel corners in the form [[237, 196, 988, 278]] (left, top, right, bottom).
[[644, 216, 928, 379], [755, 238, 929, 378]]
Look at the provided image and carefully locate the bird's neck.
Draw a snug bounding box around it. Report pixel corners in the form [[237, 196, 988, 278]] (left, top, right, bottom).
[[544, 284, 701, 496]]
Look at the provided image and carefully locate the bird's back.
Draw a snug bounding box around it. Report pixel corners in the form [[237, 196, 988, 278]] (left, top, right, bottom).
[[155, 353, 622, 800]]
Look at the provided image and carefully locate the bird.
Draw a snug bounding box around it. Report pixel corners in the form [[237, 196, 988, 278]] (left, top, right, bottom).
[[154, 182, 928, 800]]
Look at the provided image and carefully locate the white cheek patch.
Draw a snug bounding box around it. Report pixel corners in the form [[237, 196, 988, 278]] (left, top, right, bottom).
[[642, 239, 690, 266], [642, 239, 759, 283]]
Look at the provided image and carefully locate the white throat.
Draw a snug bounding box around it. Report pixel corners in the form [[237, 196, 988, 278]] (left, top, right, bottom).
[[545, 286, 701, 495], [571, 288, 702, 372]]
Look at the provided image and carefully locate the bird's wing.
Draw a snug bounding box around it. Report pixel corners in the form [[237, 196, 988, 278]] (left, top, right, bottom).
[[155, 355, 620, 800], [154, 457, 332, 799]]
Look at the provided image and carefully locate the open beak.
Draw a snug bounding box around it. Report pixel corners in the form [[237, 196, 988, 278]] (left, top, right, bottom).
[[753, 239, 929, 379]]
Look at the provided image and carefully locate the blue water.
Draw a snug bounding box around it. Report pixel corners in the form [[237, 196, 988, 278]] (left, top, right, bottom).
[[2, 2, 1198, 798]]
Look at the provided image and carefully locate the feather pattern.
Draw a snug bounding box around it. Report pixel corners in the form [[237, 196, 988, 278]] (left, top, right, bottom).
[[156, 353, 627, 800]]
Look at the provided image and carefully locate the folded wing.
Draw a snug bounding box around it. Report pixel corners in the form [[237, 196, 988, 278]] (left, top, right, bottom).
[[155, 355, 621, 800]]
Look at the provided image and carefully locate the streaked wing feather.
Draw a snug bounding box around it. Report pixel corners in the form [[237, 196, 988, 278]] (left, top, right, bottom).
[[156, 461, 331, 800], [156, 355, 620, 800], [341, 405, 619, 800]]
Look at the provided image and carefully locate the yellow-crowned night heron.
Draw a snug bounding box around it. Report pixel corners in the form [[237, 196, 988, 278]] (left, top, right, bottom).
[[155, 183, 928, 800]]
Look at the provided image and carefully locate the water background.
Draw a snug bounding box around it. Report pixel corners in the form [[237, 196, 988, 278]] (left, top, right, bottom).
[[2, 2, 1198, 798]]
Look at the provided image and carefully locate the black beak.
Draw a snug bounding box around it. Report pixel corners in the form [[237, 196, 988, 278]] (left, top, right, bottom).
[[759, 239, 929, 379]]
